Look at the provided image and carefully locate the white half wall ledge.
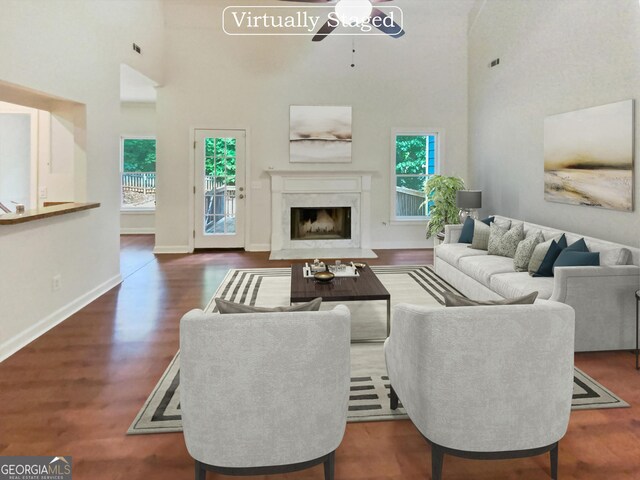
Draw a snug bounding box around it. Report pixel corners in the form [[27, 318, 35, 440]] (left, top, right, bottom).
[[247, 244, 271, 252], [153, 246, 191, 254], [0, 274, 123, 363], [121, 228, 155, 235]]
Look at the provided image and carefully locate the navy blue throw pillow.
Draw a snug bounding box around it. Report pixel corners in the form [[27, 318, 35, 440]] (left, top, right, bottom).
[[458, 217, 475, 243], [554, 250, 600, 270], [459, 216, 495, 244], [556, 234, 568, 250], [565, 238, 588, 252], [533, 239, 564, 277]]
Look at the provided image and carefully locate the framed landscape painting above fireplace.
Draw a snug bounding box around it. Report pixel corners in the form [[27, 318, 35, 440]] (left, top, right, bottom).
[[544, 99, 634, 212], [290, 105, 352, 163]]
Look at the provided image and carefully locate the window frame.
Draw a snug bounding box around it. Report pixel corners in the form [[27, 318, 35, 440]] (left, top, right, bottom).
[[389, 128, 443, 225], [120, 135, 157, 212]]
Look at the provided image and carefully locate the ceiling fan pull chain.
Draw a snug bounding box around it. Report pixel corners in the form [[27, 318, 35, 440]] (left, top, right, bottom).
[[351, 38, 356, 68]]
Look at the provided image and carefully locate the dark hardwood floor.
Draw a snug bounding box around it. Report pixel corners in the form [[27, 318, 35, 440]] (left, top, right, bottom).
[[1, 235, 639, 480]]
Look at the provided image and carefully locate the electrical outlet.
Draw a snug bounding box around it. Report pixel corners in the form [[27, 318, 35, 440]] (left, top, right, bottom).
[[39, 187, 48, 199], [52, 274, 61, 292]]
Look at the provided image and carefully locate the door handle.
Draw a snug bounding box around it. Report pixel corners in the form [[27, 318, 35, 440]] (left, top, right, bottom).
[[239, 194, 245, 199]]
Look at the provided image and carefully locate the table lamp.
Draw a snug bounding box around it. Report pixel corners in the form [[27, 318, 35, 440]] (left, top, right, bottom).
[[456, 190, 482, 223]]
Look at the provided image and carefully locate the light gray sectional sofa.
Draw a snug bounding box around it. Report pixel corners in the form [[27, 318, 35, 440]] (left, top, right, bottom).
[[435, 215, 640, 352]]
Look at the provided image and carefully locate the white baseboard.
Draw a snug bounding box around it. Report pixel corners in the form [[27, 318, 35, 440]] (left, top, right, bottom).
[[0, 274, 123, 363], [246, 243, 271, 252], [153, 245, 191, 254], [372, 240, 434, 249], [120, 228, 155, 235]]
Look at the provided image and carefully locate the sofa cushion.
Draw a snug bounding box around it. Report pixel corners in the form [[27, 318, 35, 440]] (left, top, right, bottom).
[[490, 272, 555, 300], [565, 238, 589, 253], [459, 216, 494, 243], [215, 297, 322, 313], [532, 239, 565, 277], [513, 232, 544, 272], [458, 255, 516, 287], [443, 290, 538, 307], [488, 222, 524, 258], [436, 243, 488, 267], [583, 240, 631, 266], [528, 234, 567, 274], [554, 250, 600, 269], [470, 220, 491, 250]]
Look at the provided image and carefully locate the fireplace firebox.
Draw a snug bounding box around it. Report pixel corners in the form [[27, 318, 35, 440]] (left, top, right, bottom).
[[290, 207, 351, 240]]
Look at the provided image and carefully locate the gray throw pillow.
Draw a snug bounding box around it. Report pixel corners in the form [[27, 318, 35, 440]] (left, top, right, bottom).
[[487, 223, 509, 255], [514, 231, 544, 271], [527, 234, 564, 274], [469, 220, 491, 250], [493, 218, 512, 230], [488, 222, 524, 258], [215, 297, 322, 314], [599, 247, 631, 266], [443, 291, 538, 307]]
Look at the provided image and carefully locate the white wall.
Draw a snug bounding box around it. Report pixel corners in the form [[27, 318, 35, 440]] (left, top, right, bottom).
[[468, 0, 640, 246], [120, 102, 157, 234], [156, 1, 470, 252], [0, 0, 164, 361], [0, 112, 32, 208]]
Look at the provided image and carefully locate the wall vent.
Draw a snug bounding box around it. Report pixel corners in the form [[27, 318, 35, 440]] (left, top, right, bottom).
[[490, 58, 500, 68], [132, 43, 142, 54]]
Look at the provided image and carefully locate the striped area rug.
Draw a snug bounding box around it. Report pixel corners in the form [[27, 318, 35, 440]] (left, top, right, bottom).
[[128, 265, 628, 435]]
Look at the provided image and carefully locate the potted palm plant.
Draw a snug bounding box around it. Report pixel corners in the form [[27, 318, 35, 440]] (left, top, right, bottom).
[[423, 174, 465, 239]]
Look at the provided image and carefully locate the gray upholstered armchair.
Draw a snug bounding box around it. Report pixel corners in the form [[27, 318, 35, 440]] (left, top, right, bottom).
[[384, 301, 575, 480], [180, 305, 351, 480]]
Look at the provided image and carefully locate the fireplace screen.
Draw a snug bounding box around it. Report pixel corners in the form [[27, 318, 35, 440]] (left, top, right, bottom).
[[290, 207, 351, 240]]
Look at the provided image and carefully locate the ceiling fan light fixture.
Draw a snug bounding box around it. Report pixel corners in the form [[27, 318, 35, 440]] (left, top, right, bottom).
[[334, 0, 373, 26]]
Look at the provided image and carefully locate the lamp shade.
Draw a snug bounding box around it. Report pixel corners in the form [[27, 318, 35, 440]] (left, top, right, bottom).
[[456, 190, 482, 209]]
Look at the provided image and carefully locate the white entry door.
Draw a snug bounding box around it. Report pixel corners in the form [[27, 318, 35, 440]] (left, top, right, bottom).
[[194, 129, 246, 248]]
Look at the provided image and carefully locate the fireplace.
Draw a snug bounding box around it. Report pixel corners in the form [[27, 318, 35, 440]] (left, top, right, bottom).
[[291, 207, 351, 240], [267, 170, 376, 259]]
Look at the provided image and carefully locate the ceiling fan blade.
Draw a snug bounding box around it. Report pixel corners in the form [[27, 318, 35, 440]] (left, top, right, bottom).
[[370, 7, 405, 38], [312, 19, 339, 42]]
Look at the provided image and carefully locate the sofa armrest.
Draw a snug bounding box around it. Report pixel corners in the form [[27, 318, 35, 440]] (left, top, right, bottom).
[[443, 224, 463, 244], [550, 265, 640, 303], [550, 265, 640, 351]]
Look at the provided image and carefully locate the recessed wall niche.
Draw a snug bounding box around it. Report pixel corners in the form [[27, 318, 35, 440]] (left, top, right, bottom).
[[0, 80, 86, 213]]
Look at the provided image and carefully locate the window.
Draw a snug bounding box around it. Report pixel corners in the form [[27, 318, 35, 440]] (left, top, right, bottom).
[[120, 137, 156, 210], [391, 130, 439, 222]]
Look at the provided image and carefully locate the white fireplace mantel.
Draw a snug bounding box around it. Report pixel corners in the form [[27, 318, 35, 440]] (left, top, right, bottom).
[[268, 170, 376, 259]]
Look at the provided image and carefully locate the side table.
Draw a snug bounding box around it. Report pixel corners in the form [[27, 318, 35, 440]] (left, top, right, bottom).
[[636, 290, 639, 370]]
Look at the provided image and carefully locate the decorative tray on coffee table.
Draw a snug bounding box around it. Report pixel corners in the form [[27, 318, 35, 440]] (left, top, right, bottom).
[[302, 262, 360, 278]]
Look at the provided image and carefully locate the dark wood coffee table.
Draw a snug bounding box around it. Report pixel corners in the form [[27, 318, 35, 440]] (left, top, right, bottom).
[[290, 264, 391, 343]]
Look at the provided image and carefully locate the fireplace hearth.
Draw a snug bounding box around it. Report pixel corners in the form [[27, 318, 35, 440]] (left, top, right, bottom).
[[290, 207, 351, 240]]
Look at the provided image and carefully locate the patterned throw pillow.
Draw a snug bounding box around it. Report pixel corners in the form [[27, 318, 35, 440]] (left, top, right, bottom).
[[514, 231, 544, 271], [470, 220, 492, 250], [493, 218, 512, 230], [488, 222, 525, 258], [487, 223, 509, 255], [528, 234, 566, 274]]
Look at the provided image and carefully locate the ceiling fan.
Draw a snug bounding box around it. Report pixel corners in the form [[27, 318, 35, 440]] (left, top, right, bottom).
[[282, 0, 405, 42]]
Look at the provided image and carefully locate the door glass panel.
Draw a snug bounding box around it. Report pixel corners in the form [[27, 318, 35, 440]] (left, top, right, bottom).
[[203, 137, 237, 235]]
